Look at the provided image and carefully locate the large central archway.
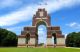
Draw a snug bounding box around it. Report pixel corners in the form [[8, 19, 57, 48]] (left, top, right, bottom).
[[36, 21, 47, 46]]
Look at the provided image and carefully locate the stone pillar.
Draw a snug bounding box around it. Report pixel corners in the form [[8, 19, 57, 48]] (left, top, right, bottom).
[[18, 37, 26, 47], [57, 38, 65, 47], [29, 38, 36, 47], [46, 38, 53, 46]]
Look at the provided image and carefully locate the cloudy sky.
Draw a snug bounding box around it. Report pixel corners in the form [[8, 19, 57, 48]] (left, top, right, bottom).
[[0, 0, 80, 43]]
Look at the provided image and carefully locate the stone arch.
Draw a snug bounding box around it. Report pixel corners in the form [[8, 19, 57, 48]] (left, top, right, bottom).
[[36, 20, 48, 27], [36, 20, 47, 35], [36, 20, 47, 46], [52, 32, 57, 47], [26, 33, 30, 44]]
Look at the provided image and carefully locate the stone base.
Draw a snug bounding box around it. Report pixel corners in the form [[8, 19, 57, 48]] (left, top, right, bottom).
[[17, 44, 65, 48], [17, 44, 26, 47], [56, 45, 65, 47], [26, 43, 36, 47], [17, 37, 65, 48]]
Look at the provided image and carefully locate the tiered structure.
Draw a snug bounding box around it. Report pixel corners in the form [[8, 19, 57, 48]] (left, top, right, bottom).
[[18, 8, 65, 47]]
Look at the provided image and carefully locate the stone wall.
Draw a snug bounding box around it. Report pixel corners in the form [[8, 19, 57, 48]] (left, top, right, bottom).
[[18, 38, 26, 46], [47, 38, 52, 45], [29, 38, 36, 45], [57, 38, 65, 45]]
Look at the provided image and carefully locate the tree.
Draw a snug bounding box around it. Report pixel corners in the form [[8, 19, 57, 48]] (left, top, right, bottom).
[[0, 28, 17, 47], [66, 32, 80, 47]]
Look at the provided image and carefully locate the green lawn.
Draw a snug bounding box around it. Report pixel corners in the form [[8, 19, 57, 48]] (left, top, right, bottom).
[[0, 47, 80, 52]]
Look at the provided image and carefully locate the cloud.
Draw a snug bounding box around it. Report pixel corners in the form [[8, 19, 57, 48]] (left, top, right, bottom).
[[66, 22, 80, 29], [0, 0, 80, 26], [0, 6, 36, 26], [63, 33, 67, 39], [4, 22, 32, 35], [7, 26, 22, 31], [6, 26, 23, 35], [0, 0, 22, 8], [38, 28, 44, 31], [39, 0, 80, 13]]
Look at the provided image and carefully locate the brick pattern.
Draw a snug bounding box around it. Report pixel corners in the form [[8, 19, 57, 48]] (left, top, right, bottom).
[[32, 8, 51, 26]]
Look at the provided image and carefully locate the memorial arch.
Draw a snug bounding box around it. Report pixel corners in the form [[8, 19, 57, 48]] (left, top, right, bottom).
[[36, 21, 47, 45], [18, 8, 65, 47]]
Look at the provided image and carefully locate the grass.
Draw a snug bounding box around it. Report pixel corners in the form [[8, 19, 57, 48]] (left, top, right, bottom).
[[0, 47, 80, 52]]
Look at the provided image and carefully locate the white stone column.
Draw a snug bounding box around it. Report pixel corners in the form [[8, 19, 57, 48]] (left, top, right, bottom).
[[18, 38, 26, 47], [29, 38, 36, 45], [47, 38, 52, 45], [57, 38, 65, 45]]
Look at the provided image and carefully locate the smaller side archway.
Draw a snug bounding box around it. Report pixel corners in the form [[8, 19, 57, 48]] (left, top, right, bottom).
[[52, 32, 57, 47], [26, 33, 30, 47]]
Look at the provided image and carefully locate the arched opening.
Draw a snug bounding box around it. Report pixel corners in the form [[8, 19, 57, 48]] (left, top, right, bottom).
[[36, 21, 47, 46], [26, 33, 30, 44], [52, 33, 57, 47]]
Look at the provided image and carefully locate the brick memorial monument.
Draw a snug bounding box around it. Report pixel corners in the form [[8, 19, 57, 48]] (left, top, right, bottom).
[[18, 8, 65, 47]]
